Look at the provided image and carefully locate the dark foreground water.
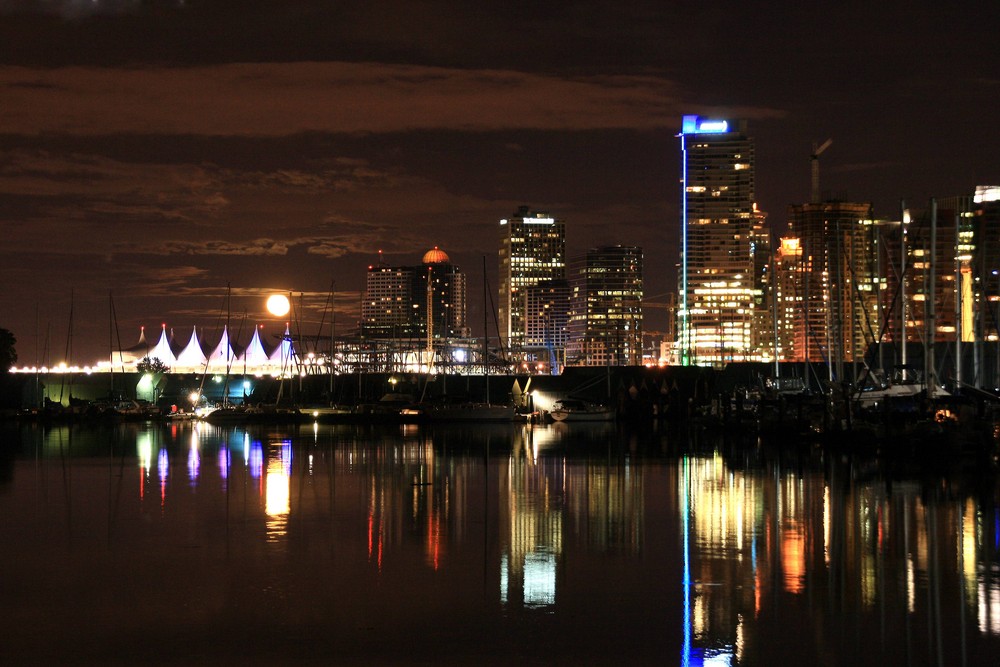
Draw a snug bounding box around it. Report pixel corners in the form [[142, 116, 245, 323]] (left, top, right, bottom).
[[1, 420, 999, 666]]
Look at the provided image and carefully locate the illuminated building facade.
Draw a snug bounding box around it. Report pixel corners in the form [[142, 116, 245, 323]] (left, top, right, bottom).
[[523, 279, 570, 373], [878, 190, 1000, 387], [773, 236, 804, 362], [973, 186, 1000, 347], [894, 199, 969, 347], [748, 210, 775, 361], [361, 247, 468, 340], [677, 116, 757, 366], [785, 201, 877, 371], [564, 246, 643, 367], [498, 206, 566, 356]]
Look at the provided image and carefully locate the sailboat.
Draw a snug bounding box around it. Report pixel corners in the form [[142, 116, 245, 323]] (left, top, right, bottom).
[[200, 288, 253, 424], [201, 324, 250, 424], [417, 257, 517, 422], [548, 397, 615, 422], [420, 396, 518, 422]]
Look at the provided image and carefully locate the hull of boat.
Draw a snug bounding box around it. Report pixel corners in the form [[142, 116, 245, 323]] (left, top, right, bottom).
[[550, 409, 615, 422], [202, 407, 251, 424], [424, 403, 518, 422]]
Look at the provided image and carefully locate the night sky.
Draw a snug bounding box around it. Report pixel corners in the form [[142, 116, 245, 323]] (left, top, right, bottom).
[[2, 1, 998, 365]]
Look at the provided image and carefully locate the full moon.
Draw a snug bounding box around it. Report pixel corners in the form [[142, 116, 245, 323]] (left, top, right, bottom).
[[266, 294, 290, 317]]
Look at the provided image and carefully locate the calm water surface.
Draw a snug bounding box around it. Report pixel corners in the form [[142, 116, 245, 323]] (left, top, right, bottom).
[[1, 420, 999, 666]]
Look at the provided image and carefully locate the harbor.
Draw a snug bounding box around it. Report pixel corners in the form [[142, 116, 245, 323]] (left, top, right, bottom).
[[6, 361, 999, 445], [1, 418, 999, 665]]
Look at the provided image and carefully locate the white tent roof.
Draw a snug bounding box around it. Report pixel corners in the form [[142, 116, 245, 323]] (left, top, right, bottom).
[[241, 325, 271, 366], [175, 326, 207, 370], [147, 325, 177, 365], [268, 325, 295, 370], [206, 325, 236, 370], [113, 327, 149, 367]]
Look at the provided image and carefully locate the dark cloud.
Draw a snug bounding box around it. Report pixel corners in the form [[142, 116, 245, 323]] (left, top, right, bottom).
[[1, 2, 998, 364], [0, 63, 702, 136], [0, 0, 146, 19], [155, 239, 291, 256]]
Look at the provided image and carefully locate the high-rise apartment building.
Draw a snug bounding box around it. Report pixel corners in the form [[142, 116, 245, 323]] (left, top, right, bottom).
[[523, 279, 570, 373], [677, 116, 757, 366], [498, 206, 566, 355], [565, 246, 643, 367], [785, 201, 877, 375], [773, 235, 804, 362], [361, 247, 467, 341], [973, 186, 1000, 348], [871, 189, 1000, 388], [748, 209, 775, 362]]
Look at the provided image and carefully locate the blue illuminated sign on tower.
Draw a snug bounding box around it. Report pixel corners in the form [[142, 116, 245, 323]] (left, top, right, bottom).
[[681, 115, 731, 135]]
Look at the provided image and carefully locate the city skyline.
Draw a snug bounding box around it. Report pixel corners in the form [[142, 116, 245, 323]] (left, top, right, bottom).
[[1, 2, 998, 364]]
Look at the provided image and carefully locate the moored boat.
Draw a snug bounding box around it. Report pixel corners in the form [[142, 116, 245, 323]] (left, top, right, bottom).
[[549, 398, 615, 422], [200, 405, 251, 424], [421, 401, 518, 422]]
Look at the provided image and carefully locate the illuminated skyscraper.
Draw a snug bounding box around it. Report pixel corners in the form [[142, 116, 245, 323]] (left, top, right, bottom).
[[786, 201, 877, 375], [498, 206, 566, 355], [565, 246, 643, 367], [973, 186, 1000, 346], [523, 279, 570, 374], [361, 247, 468, 340], [677, 116, 757, 366]]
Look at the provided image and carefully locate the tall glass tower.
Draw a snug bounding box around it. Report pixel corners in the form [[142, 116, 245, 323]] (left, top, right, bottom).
[[565, 246, 643, 366], [498, 206, 566, 356], [677, 116, 756, 366]]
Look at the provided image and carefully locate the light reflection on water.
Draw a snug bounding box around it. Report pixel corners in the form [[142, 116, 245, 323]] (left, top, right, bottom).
[[1, 420, 1000, 665]]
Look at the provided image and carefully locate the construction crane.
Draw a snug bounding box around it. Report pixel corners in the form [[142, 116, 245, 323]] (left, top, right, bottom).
[[810, 138, 832, 203]]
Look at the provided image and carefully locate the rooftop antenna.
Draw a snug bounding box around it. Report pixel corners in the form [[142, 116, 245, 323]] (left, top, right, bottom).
[[811, 138, 833, 203]]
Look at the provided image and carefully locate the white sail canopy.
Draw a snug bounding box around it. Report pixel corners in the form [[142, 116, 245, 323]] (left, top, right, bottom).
[[107, 323, 307, 376], [206, 326, 236, 371], [114, 326, 149, 367], [241, 325, 271, 367], [268, 325, 296, 372], [174, 326, 207, 371], [147, 325, 177, 366]]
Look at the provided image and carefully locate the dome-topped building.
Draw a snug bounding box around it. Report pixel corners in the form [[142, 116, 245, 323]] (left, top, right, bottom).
[[362, 247, 468, 340], [422, 247, 450, 264]]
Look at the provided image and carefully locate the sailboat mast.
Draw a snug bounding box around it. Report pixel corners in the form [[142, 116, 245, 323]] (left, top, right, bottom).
[[900, 200, 908, 378], [927, 199, 937, 397], [426, 266, 434, 372], [59, 288, 74, 404], [955, 212, 962, 392], [222, 284, 231, 406], [482, 256, 488, 377], [109, 291, 114, 399], [771, 230, 780, 378], [336, 281, 337, 405]]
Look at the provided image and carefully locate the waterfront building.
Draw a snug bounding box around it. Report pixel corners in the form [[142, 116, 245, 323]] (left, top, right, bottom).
[[772, 236, 804, 362], [564, 246, 643, 367], [784, 201, 878, 375], [676, 116, 757, 366], [877, 188, 1000, 388], [361, 247, 468, 342], [973, 186, 1000, 345], [498, 206, 566, 358], [897, 198, 971, 349], [748, 209, 775, 362], [522, 279, 570, 374]]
